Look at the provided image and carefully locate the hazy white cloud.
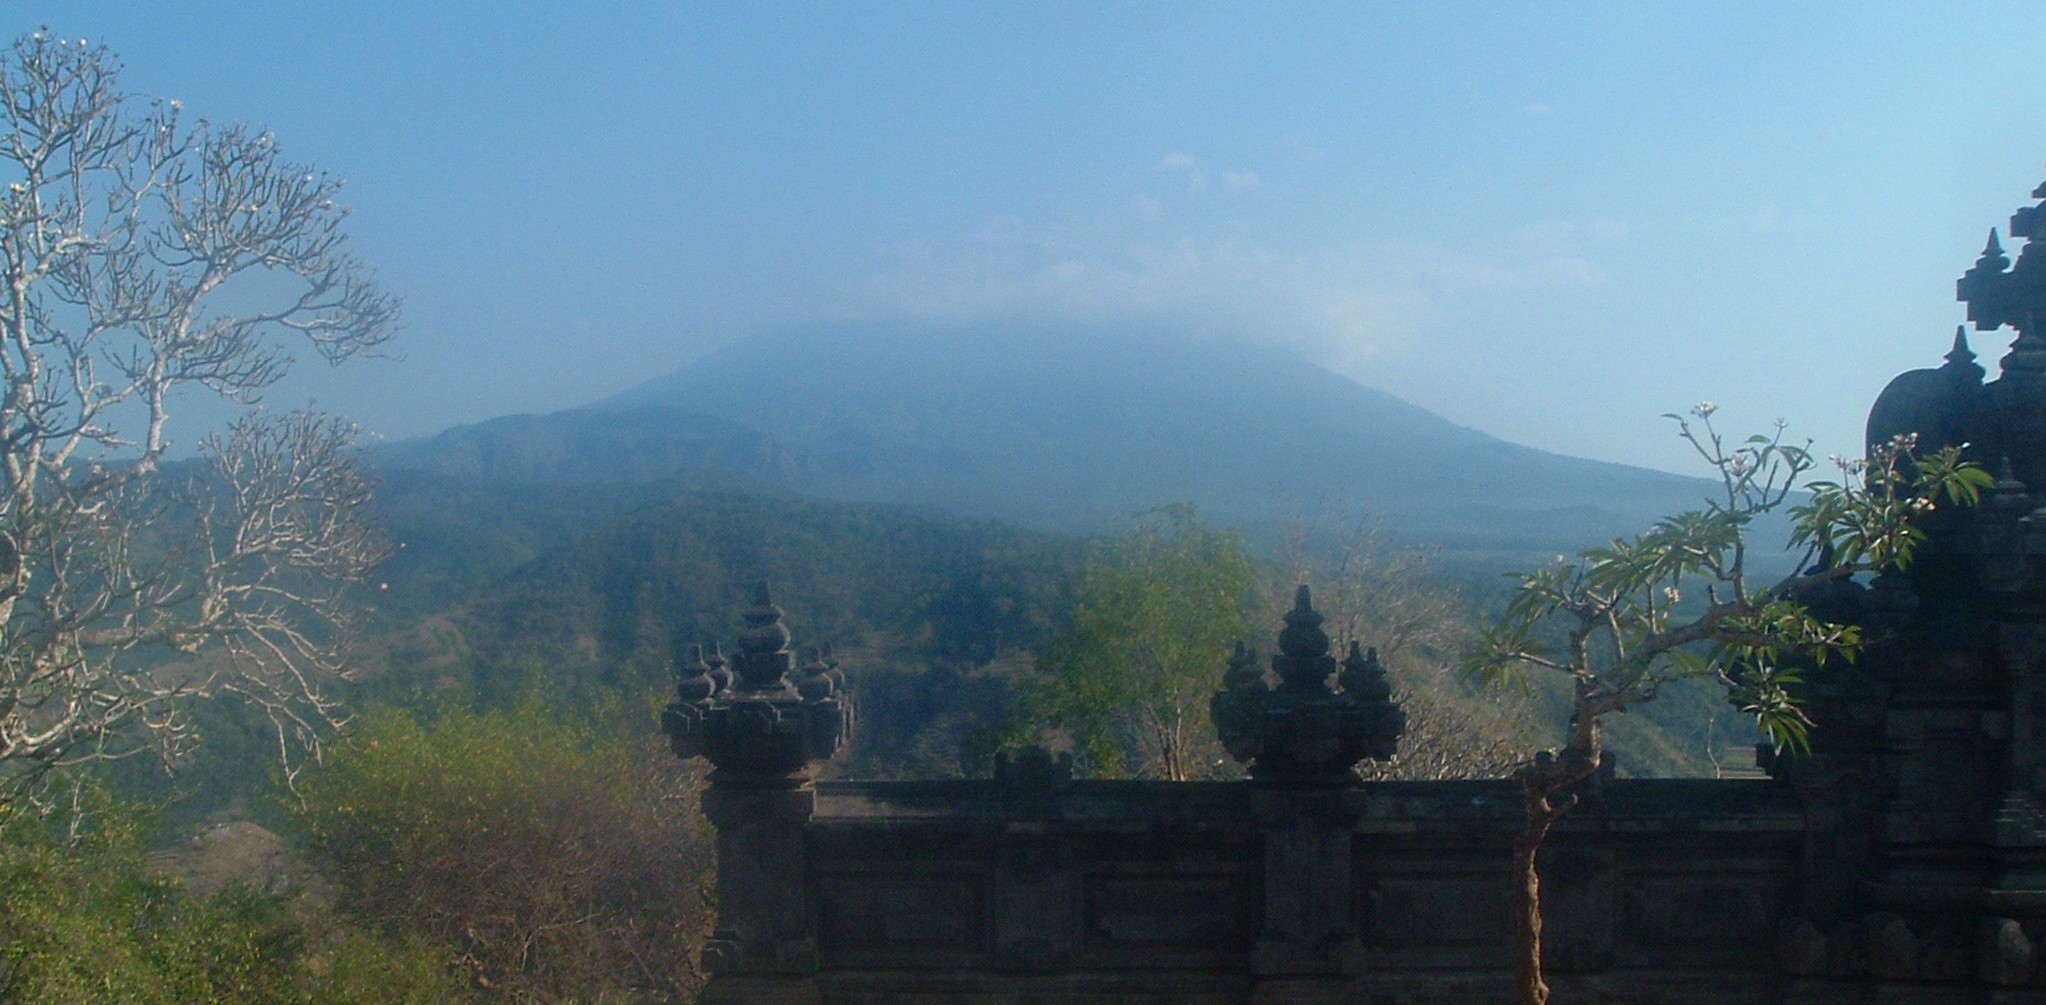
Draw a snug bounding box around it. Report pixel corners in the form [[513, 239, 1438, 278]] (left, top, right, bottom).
[[1223, 170, 1261, 190], [1695, 203, 1811, 236], [1515, 217, 1630, 244], [1159, 151, 1212, 191], [1529, 257, 1611, 287], [1526, 102, 1555, 115], [1129, 193, 1164, 219], [849, 220, 1617, 371]]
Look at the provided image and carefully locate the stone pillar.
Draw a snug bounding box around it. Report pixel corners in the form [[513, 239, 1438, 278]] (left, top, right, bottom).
[[1787, 174, 2046, 998], [990, 747, 1081, 974], [665, 586, 850, 1005], [1211, 587, 1399, 1002], [1252, 787, 1364, 998], [990, 828, 1080, 973], [698, 785, 821, 1005]]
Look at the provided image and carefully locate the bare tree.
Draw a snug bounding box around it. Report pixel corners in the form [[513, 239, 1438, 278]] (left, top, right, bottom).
[[1354, 683, 1529, 782], [0, 31, 396, 805], [1273, 508, 1525, 780]]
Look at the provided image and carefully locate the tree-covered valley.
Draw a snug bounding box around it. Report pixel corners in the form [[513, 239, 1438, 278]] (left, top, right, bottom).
[[0, 22, 1885, 1005], [35, 445, 1768, 1002]]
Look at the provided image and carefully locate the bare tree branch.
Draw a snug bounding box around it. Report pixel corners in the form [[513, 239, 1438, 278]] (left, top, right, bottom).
[[0, 32, 396, 807]]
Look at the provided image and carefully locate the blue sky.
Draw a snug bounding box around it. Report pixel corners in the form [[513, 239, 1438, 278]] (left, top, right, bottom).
[[29, 2, 2046, 474]]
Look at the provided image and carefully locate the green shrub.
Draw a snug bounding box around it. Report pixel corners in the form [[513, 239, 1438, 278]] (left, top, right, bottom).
[[0, 793, 467, 1005], [294, 699, 713, 1003]]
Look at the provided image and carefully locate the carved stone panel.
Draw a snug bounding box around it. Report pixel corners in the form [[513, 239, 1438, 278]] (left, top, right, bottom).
[[1362, 872, 1514, 966], [816, 873, 985, 962], [1538, 846, 1616, 973], [1622, 867, 1787, 972], [992, 837, 1079, 972], [1084, 875, 1253, 951]]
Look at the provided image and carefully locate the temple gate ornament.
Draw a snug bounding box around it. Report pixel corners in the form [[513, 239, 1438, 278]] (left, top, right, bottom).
[[1942, 179, 2046, 492], [1211, 584, 1405, 784], [663, 584, 852, 785]]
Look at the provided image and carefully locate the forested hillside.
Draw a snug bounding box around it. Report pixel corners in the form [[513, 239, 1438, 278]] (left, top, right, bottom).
[[365, 482, 1086, 778], [351, 476, 1726, 784], [54, 460, 1752, 1005]]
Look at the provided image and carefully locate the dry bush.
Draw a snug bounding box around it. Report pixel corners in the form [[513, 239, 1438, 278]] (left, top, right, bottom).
[[1355, 681, 1532, 781], [1270, 508, 1533, 780], [294, 701, 712, 1002]]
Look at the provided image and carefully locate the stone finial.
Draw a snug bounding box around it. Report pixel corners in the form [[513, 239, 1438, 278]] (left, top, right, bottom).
[[1966, 182, 2046, 375], [1223, 640, 1262, 690], [1215, 641, 1264, 765], [734, 583, 797, 692], [662, 587, 853, 784], [1209, 585, 1406, 784], [676, 643, 718, 704], [1944, 325, 1988, 386], [1983, 229, 2009, 269], [797, 647, 836, 701], [994, 744, 1074, 795], [1979, 917, 2038, 986], [705, 641, 733, 693], [1339, 642, 1393, 704], [1961, 228, 2016, 333], [1273, 584, 1337, 691], [820, 641, 847, 691]]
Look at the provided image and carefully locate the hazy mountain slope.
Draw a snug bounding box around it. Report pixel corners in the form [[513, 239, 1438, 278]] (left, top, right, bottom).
[[373, 406, 806, 487], [377, 323, 1717, 547]]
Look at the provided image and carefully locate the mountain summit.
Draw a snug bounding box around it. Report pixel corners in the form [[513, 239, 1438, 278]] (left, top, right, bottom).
[[379, 323, 1712, 545]]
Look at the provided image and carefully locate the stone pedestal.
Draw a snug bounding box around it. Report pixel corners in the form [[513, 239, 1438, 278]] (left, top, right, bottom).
[[990, 828, 1080, 973], [1253, 788, 1363, 978], [698, 785, 822, 1004]]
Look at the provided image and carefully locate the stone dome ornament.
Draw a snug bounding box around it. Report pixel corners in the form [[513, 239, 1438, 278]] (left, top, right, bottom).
[[662, 583, 852, 785], [1210, 584, 1405, 785]]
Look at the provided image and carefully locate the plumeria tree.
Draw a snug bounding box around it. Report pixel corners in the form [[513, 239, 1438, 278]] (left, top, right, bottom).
[[0, 32, 396, 806], [1465, 404, 1990, 1005]]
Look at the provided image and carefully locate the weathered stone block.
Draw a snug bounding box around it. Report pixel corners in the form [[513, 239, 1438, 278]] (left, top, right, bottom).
[[1777, 917, 1830, 976], [1979, 916, 2037, 986], [1867, 912, 1921, 981], [817, 874, 985, 953]]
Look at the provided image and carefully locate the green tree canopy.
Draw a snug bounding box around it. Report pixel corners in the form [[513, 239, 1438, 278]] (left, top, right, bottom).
[[1026, 504, 1258, 780], [0, 790, 466, 1004]]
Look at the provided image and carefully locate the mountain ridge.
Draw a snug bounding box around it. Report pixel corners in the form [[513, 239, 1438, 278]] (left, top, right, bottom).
[[374, 322, 1715, 548]]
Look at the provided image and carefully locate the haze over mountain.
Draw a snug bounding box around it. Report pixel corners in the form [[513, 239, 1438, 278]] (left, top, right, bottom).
[[376, 323, 1716, 548]]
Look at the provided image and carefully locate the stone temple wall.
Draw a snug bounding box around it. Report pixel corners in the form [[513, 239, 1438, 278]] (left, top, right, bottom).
[[666, 178, 2046, 1003], [786, 776, 1801, 1005]]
